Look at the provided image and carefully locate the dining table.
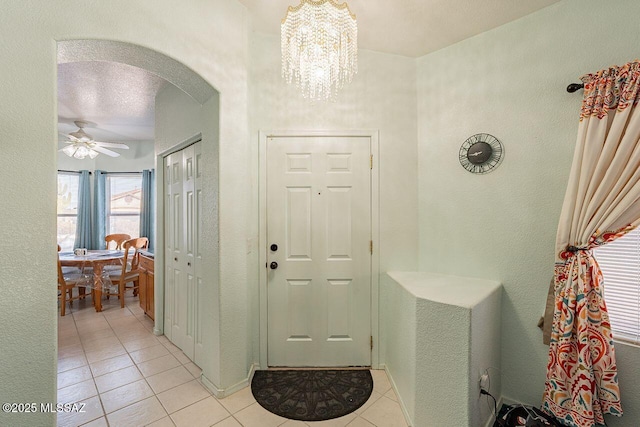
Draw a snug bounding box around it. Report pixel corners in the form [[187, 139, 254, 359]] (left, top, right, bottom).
[[59, 250, 124, 312]]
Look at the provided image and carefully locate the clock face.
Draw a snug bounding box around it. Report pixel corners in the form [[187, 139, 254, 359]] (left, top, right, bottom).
[[459, 133, 503, 174]]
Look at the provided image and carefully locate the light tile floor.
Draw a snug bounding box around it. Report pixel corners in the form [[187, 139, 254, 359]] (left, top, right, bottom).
[[58, 296, 409, 427]]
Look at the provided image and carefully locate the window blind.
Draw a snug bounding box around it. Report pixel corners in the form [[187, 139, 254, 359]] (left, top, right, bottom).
[[593, 228, 640, 345]]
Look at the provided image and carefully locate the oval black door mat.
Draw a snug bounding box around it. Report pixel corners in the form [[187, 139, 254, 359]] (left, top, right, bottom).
[[251, 369, 373, 421]]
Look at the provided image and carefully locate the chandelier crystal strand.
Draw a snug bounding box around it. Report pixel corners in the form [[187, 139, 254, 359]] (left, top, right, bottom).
[[281, 0, 357, 101]]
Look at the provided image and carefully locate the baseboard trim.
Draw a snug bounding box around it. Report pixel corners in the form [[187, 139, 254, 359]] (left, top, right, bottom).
[[499, 396, 521, 406], [483, 395, 503, 427], [382, 365, 502, 427], [201, 364, 257, 399], [381, 364, 414, 427]]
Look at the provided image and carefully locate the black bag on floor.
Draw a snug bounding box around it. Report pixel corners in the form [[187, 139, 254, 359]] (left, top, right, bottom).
[[493, 404, 561, 427]]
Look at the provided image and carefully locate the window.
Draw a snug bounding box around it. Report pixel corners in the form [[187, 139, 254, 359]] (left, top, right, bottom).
[[593, 228, 640, 345], [106, 174, 142, 239], [57, 172, 80, 252]]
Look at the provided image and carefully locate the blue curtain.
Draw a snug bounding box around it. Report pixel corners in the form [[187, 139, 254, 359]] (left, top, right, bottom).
[[93, 170, 107, 250], [73, 170, 92, 249], [140, 169, 155, 251]]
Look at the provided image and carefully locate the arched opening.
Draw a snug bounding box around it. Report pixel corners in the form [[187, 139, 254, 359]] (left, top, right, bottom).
[[56, 40, 220, 423]]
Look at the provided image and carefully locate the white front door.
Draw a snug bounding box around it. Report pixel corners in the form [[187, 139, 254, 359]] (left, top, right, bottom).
[[267, 135, 372, 367]]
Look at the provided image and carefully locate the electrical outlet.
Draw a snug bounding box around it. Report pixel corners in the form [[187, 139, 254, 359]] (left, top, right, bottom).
[[479, 372, 490, 394]]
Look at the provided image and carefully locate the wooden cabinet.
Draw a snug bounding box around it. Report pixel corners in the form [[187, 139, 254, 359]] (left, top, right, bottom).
[[138, 254, 154, 320]]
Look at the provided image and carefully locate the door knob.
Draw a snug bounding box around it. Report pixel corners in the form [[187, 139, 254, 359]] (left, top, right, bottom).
[[270, 244, 278, 252], [174, 257, 178, 261], [270, 261, 278, 270]]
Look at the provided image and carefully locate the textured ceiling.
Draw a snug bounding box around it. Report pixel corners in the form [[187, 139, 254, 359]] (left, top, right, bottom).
[[58, 61, 166, 142], [238, 0, 560, 57], [57, 1, 561, 147], [57, 40, 216, 145]]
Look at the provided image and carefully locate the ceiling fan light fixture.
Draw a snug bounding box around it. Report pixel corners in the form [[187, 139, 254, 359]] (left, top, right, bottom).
[[59, 120, 129, 159], [88, 149, 99, 159], [281, 0, 358, 101], [62, 142, 99, 160], [62, 145, 77, 157], [73, 144, 91, 159]]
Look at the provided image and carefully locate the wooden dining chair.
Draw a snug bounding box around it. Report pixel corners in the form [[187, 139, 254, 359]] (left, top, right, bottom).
[[103, 233, 132, 277], [105, 233, 131, 250], [106, 237, 149, 308], [57, 245, 89, 316]]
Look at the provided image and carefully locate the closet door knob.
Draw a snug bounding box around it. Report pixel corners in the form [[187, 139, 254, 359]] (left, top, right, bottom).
[[270, 261, 278, 270], [174, 257, 178, 261]]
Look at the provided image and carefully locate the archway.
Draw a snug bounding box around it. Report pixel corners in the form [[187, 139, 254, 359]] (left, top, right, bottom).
[[56, 40, 220, 413]]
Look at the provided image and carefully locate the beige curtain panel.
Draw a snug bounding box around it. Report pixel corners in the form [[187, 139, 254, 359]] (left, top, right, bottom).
[[542, 61, 640, 427]]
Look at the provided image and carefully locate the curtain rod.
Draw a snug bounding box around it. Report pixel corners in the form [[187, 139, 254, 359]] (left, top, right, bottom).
[[567, 83, 584, 93], [57, 170, 147, 175], [58, 169, 91, 174], [103, 171, 144, 175]]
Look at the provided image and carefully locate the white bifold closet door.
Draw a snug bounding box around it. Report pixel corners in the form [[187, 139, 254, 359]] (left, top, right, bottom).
[[164, 141, 204, 365]]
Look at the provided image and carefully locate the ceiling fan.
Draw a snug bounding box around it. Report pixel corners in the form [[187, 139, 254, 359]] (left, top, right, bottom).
[[59, 120, 129, 159]]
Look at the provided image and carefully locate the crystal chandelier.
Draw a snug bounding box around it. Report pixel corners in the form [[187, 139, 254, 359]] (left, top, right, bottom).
[[281, 0, 358, 101]]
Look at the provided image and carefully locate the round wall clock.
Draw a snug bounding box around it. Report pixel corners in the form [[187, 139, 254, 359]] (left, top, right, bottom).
[[459, 133, 504, 174]]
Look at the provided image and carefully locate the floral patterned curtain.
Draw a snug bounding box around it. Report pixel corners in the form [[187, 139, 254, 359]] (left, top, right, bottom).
[[543, 61, 640, 426]]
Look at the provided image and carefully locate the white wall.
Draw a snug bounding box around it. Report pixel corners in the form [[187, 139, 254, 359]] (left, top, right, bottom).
[[0, 1, 248, 425], [154, 83, 225, 391], [469, 286, 502, 426], [416, 0, 640, 423], [248, 33, 419, 365], [383, 272, 501, 427], [380, 275, 417, 423]]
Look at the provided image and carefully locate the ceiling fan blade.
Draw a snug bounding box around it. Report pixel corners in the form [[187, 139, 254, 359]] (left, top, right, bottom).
[[92, 145, 120, 157], [93, 141, 129, 149]]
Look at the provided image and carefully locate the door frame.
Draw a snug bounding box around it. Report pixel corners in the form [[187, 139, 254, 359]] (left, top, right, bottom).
[[258, 130, 380, 369]]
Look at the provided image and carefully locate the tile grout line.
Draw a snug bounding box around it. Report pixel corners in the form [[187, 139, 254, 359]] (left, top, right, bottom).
[[102, 303, 147, 426], [68, 299, 206, 425], [68, 298, 154, 426], [90, 303, 163, 425], [71, 304, 108, 427]]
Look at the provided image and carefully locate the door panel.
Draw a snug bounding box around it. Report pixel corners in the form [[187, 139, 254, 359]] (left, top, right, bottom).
[[164, 158, 172, 338], [327, 187, 352, 258], [167, 152, 184, 342], [193, 143, 204, 365], [267, 136, 371, 367], [164, 142, 202, 364], [179, 144, 196, 358], [286, 187, 312, 259]]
